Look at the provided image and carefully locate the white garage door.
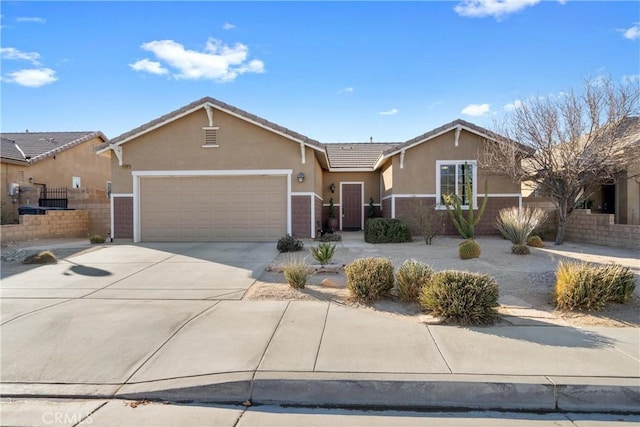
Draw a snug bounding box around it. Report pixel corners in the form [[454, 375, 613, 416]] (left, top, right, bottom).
[[140, 175, 287, 241]]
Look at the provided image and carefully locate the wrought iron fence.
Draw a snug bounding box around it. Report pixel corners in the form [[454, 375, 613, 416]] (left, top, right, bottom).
[[39, 187, 68, 208]]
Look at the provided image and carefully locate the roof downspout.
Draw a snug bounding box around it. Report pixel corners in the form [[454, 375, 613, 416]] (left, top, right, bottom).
[[454, 125, 462, 147], [400, 149, 405, 169], [300, 142, 306, 164]]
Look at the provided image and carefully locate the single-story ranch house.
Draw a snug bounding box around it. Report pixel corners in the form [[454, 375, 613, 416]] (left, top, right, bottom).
[[98, 97, 522, 242]]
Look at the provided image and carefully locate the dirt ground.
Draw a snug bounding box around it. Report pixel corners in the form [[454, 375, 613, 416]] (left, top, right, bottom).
[[244, 235, 640, 328]]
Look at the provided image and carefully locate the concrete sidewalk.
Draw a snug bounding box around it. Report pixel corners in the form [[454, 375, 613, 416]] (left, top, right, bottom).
[[1, 240, 638, 413]]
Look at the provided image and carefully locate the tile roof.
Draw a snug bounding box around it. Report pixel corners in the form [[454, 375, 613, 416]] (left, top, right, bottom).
[[1, 137, 28, 163], [104, 96, 323, 149], [325, 142, 399, 169], [0, 131, 107, 164]]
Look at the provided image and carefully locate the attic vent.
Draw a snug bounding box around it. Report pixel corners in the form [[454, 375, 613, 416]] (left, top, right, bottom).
[[16, 171, 25, 183], [202, 126, 220, 148]]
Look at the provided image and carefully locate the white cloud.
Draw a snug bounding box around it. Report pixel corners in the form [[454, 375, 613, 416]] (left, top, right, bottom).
[[222, 22, 235, 30], [5, 68, 57, 87], [379, 108, 398, 116], [454, 0, 541, 19], [129, 58, 168, 75], [0, 47, 41, 65], [461, 103, 491, 116], [503, 100, 522, 111], [621, 23, 640, 40], [135, 37, 265, 82], [337, 87, 354, 94], [16, 16, 46, 24]]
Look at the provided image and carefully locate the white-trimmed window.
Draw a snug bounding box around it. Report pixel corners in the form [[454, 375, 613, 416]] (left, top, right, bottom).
[[72, 176, 81, 188], [436, 160, 477, 209], [202, 127, 220, 148]]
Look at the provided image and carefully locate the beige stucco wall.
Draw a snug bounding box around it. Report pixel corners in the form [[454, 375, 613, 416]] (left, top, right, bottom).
[[619, 161, 640, 225], [381, 159, 393, 198], [1, 136, 110, 216], [321, 171, 381, 206], [111, 108, 319, 194], [390, 129, 520, 195]]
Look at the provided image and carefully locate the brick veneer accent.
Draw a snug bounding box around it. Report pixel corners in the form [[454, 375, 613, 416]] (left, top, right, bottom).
[[1, 210, 89, 243], [315, 195, 323, 235], [113, 197, 133, 238], [382, 198, 392, 218], [292, 195, 311, 238], [394, 196, 520, 236], [565, 209, 640, 249]]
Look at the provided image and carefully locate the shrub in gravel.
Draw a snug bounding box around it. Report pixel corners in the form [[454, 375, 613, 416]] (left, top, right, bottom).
[[89, 234, 106, 244], [283, 257, 313, 289], [22, 250, 57, 265], [277, 234, 304, 252], [420, 270, 499, 325], [310, 242, 337, 265], [526, 235, 544, 248], [511, 244, 530, 255], [458, 239, 481, 259], [345, 257, 395, 304], [555, 261, 636, 310], [364, 218, 412, 243], [396, 259, 434, 302]]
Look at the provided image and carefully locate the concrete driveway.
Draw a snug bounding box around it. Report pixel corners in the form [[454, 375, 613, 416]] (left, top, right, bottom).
[[1, 240, 639, 412]]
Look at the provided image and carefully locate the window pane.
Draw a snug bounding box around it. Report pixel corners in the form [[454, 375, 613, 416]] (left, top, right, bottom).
[[440, 164, 455, 204], [457, 164, 472, 206]]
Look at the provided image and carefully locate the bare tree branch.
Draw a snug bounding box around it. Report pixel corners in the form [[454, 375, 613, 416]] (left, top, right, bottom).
[[481, 76, 640, 244]]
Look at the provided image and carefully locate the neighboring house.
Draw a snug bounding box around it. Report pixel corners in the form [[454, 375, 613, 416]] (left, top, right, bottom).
[[98, 97, 522, 242], [1, 131, 110, 218]]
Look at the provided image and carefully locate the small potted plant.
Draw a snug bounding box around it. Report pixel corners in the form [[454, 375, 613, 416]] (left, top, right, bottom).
[[328, 197, 339, 231]]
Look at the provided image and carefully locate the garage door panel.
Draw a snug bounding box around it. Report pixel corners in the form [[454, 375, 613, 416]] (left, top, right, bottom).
[[140, 175, 286, 242]]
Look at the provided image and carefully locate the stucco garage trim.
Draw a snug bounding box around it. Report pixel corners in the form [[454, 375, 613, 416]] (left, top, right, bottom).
[[131, 169, 292, 242]]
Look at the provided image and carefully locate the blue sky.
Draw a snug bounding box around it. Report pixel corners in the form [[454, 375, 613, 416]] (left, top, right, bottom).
[[1, 1, 639, 143]]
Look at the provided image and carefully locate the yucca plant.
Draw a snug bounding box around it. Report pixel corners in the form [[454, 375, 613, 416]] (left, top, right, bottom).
[[442, 173, 488, 239], [310, 242, 337, 265], [283, 257, 313, 289], [495, 207, 548, 252]]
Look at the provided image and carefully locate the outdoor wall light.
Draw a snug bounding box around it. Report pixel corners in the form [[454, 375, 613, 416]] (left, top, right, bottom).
[[297, 172, 305, 183], [330, 182, 335, 193]]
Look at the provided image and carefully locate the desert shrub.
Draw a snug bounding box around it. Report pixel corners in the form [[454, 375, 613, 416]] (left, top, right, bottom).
[[396, 259, 434, 302], [316, 233, 342, 242], [283, 257, 313, 289], [345, 257, 395, 304], [310, 242, 337, 265], [555, 262, 637, 310], [277, 234, 304, 252], [527, 235, 544, 248], [404, 199, 444, 245], [89, 234, 106, 244], [458, 239, 481, 259], [511, 244, 530, 255], [495, 207, 548, 252], [364, 218, 412, 243], [442, 177, 488, 239], [420, 270, 499, 325], [22, 250, 57, 265]]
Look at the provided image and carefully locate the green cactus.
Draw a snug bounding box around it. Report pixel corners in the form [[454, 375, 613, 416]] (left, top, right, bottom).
[[458, 239, 481, 259]]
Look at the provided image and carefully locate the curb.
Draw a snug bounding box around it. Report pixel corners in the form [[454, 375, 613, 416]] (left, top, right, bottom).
[[5, 373, 633, 413]]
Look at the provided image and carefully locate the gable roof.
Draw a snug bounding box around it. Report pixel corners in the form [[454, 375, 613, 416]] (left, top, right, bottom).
[[325, 142, 399, 170], [0, 131, 107, 165], [97, 96, 324, 154]]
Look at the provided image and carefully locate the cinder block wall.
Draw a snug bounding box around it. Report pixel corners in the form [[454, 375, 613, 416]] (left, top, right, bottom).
[[565, 209, 640, 250], [0, 210, 90, 244], [67, 188, 110, 236]]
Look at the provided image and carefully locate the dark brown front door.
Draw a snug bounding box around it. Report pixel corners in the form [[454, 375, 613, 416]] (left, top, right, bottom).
[[342, 183, 362, 230]]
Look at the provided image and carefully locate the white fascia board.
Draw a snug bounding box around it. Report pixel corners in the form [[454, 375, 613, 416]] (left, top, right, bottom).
[[327, 167, 375, 172], [132, 169, 293, 177], [381, 125, 499, 161], [111, 193, 134, 197], [211, 103, 325, 153], [291, 192, 316, 196]]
